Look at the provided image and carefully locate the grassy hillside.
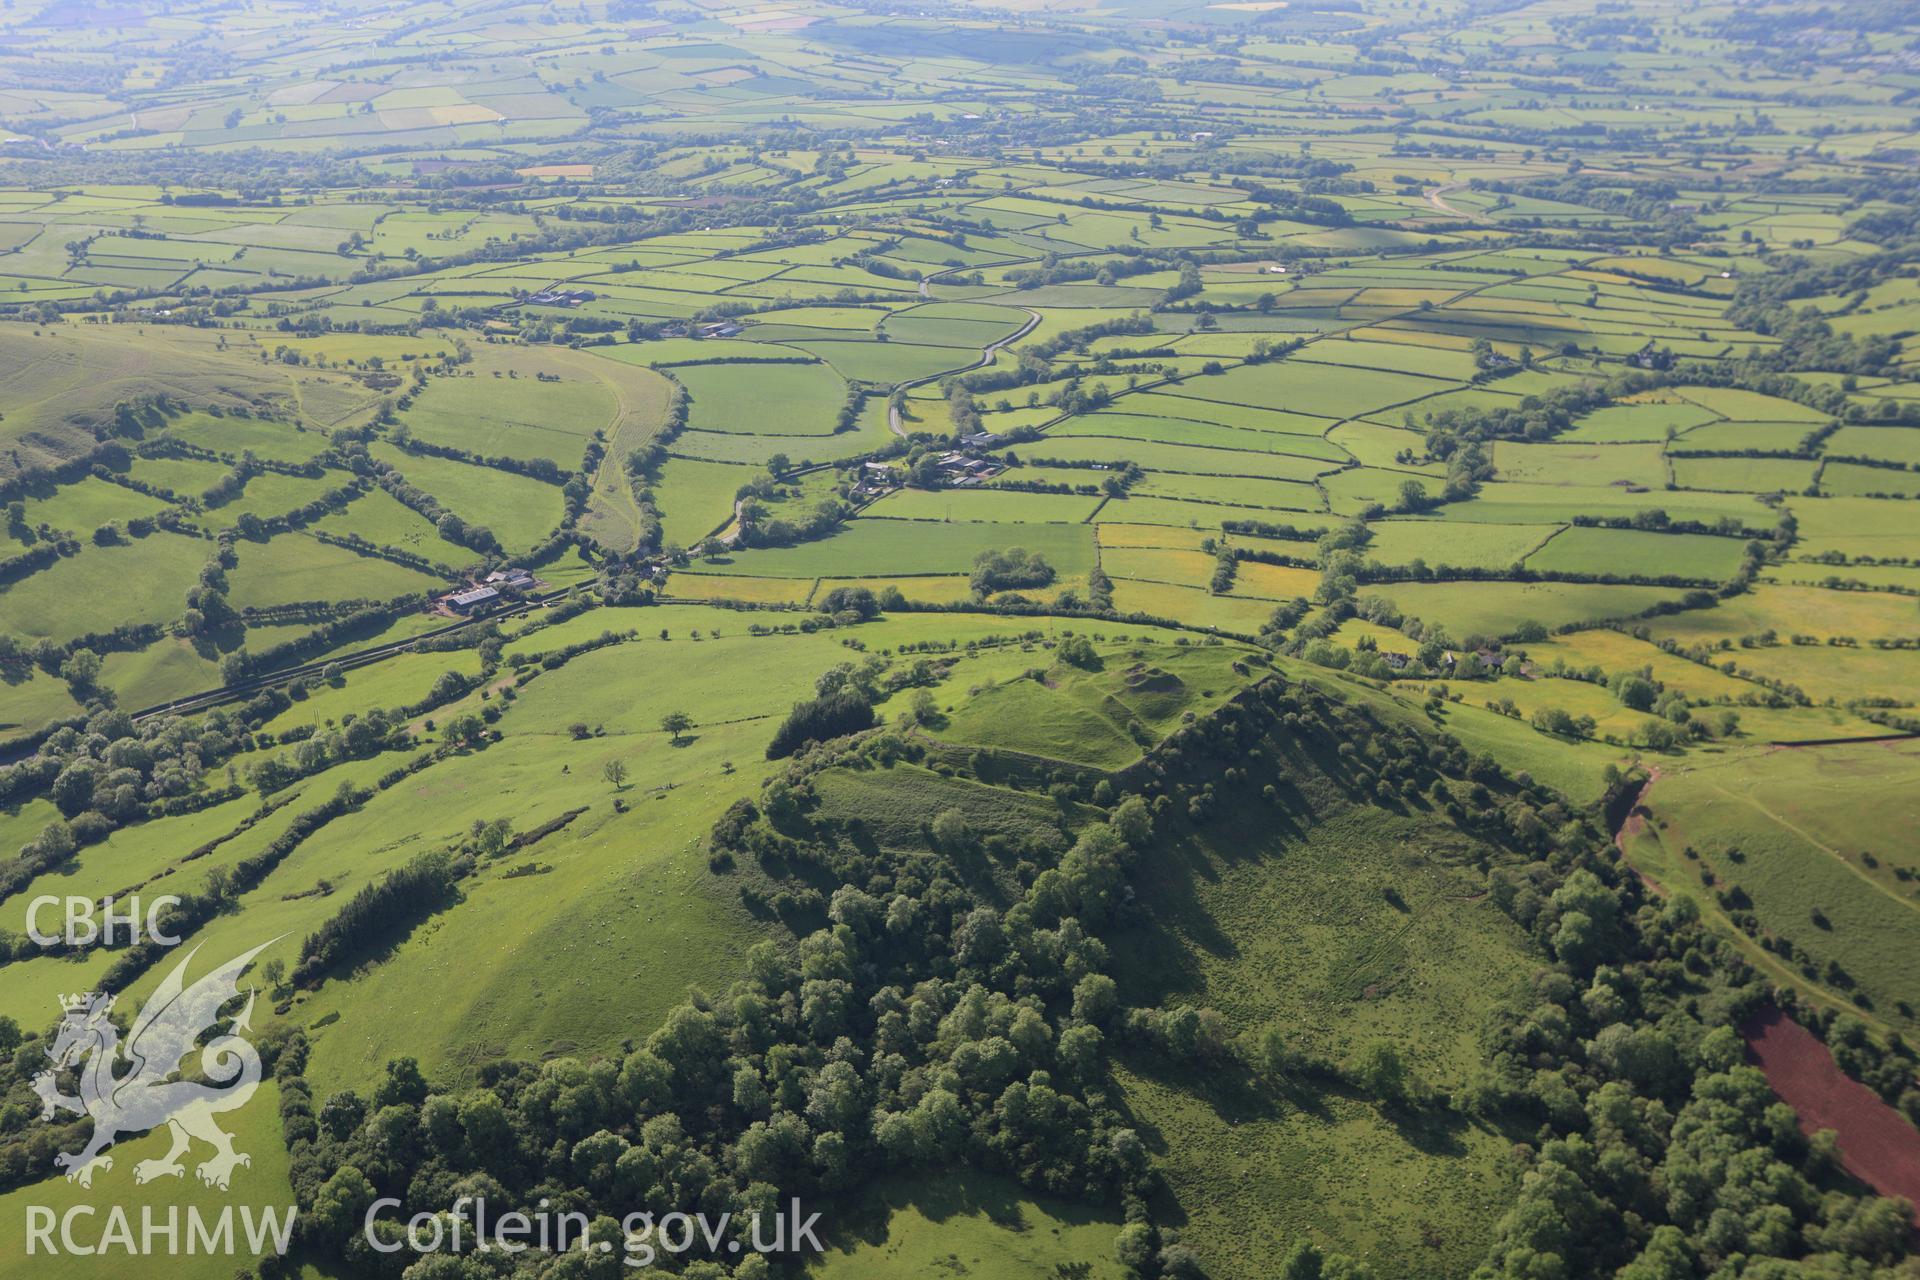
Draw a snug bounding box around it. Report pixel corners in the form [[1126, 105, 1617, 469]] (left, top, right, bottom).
[[1105, 758, 1537, 1277], [0, 1, 1917, 1277], [1623, 742, 1920, 1037]]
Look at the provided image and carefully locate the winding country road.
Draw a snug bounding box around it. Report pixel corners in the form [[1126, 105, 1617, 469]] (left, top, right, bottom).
[[881, 253, 1103, 437], [886, 304, 1042, 437], [1426, 182, 1476, 220]]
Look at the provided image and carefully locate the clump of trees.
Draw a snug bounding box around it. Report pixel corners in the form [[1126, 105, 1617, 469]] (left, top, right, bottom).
[[292, 851, 465, 988], [767, 664, 882, 758], [817, 586, 881, 620], [0, 707, 251, 901], [971, 547, 1055, 595]]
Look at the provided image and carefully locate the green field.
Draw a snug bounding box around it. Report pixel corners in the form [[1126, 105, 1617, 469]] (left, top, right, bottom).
[[0, 6, 1916, 1280], [1494, 441, 1668, 488], [226, 534, 442, 609], [675, 360, 849, 435], [1110, 576, 1289, 633], [369, 443, 568, 552], [1525, 526, 1749, 580], [2, 532, 208, 640], [699, 518, 1098, 578], [816, 1173, 1127, 1280], [19, 475, 171, 531], [398, 343, 613, 466], [1671, 455, 1822, 493], [1109, 785, 1536, 1278], [1369, 579, 1689, 640], [309, 487, 468, 561], [873, 486, 1107, 524], [1366, 519, 1555, 570], [652, 454, 755, 548], [933, 641, 1256, 767]]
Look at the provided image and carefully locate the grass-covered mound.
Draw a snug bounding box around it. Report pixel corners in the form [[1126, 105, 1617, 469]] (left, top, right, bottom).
[[812, 760, 1084, 854], [933, 642, 1256, 770]]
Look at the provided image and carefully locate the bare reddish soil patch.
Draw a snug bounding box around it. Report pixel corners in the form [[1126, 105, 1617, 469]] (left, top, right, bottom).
[[1612, 770, 1666, 896], [1744, 1007, 1920, 1221]]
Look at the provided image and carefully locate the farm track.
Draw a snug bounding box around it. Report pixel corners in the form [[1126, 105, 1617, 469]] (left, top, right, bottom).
[[1610, 751, 1918, 1041], [1700, 775, 1920, 919], [573, 346, 664, 554]]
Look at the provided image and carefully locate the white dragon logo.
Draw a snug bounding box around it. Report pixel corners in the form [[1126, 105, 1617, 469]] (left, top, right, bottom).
[[32, 940, 276, 1191]]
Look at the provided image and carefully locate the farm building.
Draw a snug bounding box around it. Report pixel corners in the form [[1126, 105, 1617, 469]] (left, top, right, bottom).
[[854, 460, 900, 500], [524, 287, 596, 307], [932, 450, 1004, 485], [446, 586, 501, 614], [485, 568, 536, 591]]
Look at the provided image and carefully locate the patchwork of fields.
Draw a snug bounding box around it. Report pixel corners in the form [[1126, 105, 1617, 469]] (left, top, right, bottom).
[[0, 1, 1918, 1278]]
